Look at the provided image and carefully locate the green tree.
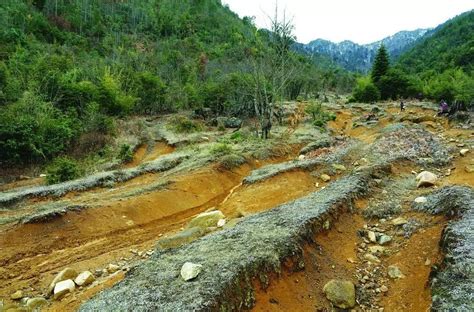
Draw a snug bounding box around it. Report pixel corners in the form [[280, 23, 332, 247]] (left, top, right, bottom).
[[371, 45, 390, 85]]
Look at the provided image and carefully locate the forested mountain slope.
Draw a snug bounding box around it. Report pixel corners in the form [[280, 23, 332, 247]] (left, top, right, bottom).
[[0, 0, 354, 166], [398, 10, 474, 74]]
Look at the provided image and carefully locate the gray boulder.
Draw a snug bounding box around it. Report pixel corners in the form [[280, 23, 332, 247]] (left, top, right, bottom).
[[322, 279, 356, 309]]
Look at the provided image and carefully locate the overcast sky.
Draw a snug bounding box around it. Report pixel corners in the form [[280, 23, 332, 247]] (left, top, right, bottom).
[[222, 0, 473, 44]]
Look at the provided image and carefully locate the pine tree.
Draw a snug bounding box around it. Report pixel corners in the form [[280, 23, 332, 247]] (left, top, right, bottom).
[[371, 45, 390, 84]]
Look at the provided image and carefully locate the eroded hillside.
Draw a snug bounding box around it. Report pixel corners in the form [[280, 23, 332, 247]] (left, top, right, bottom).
[[0, 100, 473, 311]]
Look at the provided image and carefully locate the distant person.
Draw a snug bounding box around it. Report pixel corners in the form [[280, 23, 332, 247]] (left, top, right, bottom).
[[262, 116, 272, 139], [438, 100, 449, 116], [400, 100, 405, 112]]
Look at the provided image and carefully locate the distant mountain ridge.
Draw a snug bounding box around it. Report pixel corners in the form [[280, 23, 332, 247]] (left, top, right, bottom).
[[299, 29, 431, 72]]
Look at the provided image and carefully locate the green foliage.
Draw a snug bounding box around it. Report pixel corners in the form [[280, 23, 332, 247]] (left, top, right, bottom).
[[97, 70, 136, 116], [169, 116, 203, 133], [45, 157, 81, 185], [0, 0, 356, 166], [424, 68, 474, 104], [210, 143, 233, 156], [352, 77, 381, 103], [119, 144, 134, 163], [399, 11, 474, 74], [378, 68, 422, 100], [371, 45, 390, 84], [305, 101, 336, 128], [133, 72, 169, 114], [0, 92, 75, 165], [397, 11, 474, 105]]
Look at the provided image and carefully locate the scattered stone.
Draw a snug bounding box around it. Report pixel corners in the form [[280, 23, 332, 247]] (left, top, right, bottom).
[[53, 279, 75, 300], [378, 234, 392, 245], [157, 227, 208, 249], [347, 258, 357, 264], [187, 210, 225, 229], [48, 268, 78, 293], [465, 165, 474, 173], [460, 149, 469, 156], [181, 262, 203, 281], [107, 264, 120, 274], [320, 174, 331, 182], [216, 219, 226, 228], [323, 280, 355, 309], [364, 253, 381, 263], [74, 271, 95, 287], [387, 265, 405, 279], [380, 285, 388, 293], [10, 290, 23, 300], [298, 155, 306, 161], [26, 297, 47, 310], [414, 196, 427, 204], [392, 217, 408, 226], [368, 246, 386, 254], [332, 164, 347, 171], [323, 220, 331, 230], [367, 231, 377, 243], [424, 259, 431, 266], [416, 171, 437, 188]]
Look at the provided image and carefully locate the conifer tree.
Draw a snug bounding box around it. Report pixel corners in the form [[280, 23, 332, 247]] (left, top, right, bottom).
[[371, 45, 390, 84]]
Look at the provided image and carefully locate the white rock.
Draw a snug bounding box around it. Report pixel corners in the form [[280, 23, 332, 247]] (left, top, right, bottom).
[[368, 246, 386, 254], [53, 279, 75, 300], [414, 196, 427, 204], [392, 217, 408, 226], [180, 262, 203, 281], [320, 174, 331, 182], [387, 265, 405, 279], [367, 231, 377, 243], [416, 171, 437, 188], [74, 271, 95, 287], [460, 149, 469, 156], [48, 268, 78, 293], [26, 297, 47, 310], [217, 219, 226, 227], [10, 290, 23, 300], [107, 264, 120, 274], [188, 211, 225, 229], [364, 253, 381, 263], [298, 155, 306, 160]]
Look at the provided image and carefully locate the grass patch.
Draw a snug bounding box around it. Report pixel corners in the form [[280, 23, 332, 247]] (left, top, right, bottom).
[[46, 157, 81, 185], [218, 153, 247, 170], [168, 116, 203, 134]]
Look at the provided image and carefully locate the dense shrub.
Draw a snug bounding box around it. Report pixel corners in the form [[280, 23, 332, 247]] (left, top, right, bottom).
[[46, 157, 81, 184], [97, 70, 137, 116], [352, 77, 381, 103], [119, 144, 134, 163], [133, 72, 169, 114], [168, 116, 203, 133], [0, 92, 75, 164], [219, 153, 247, 170]]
